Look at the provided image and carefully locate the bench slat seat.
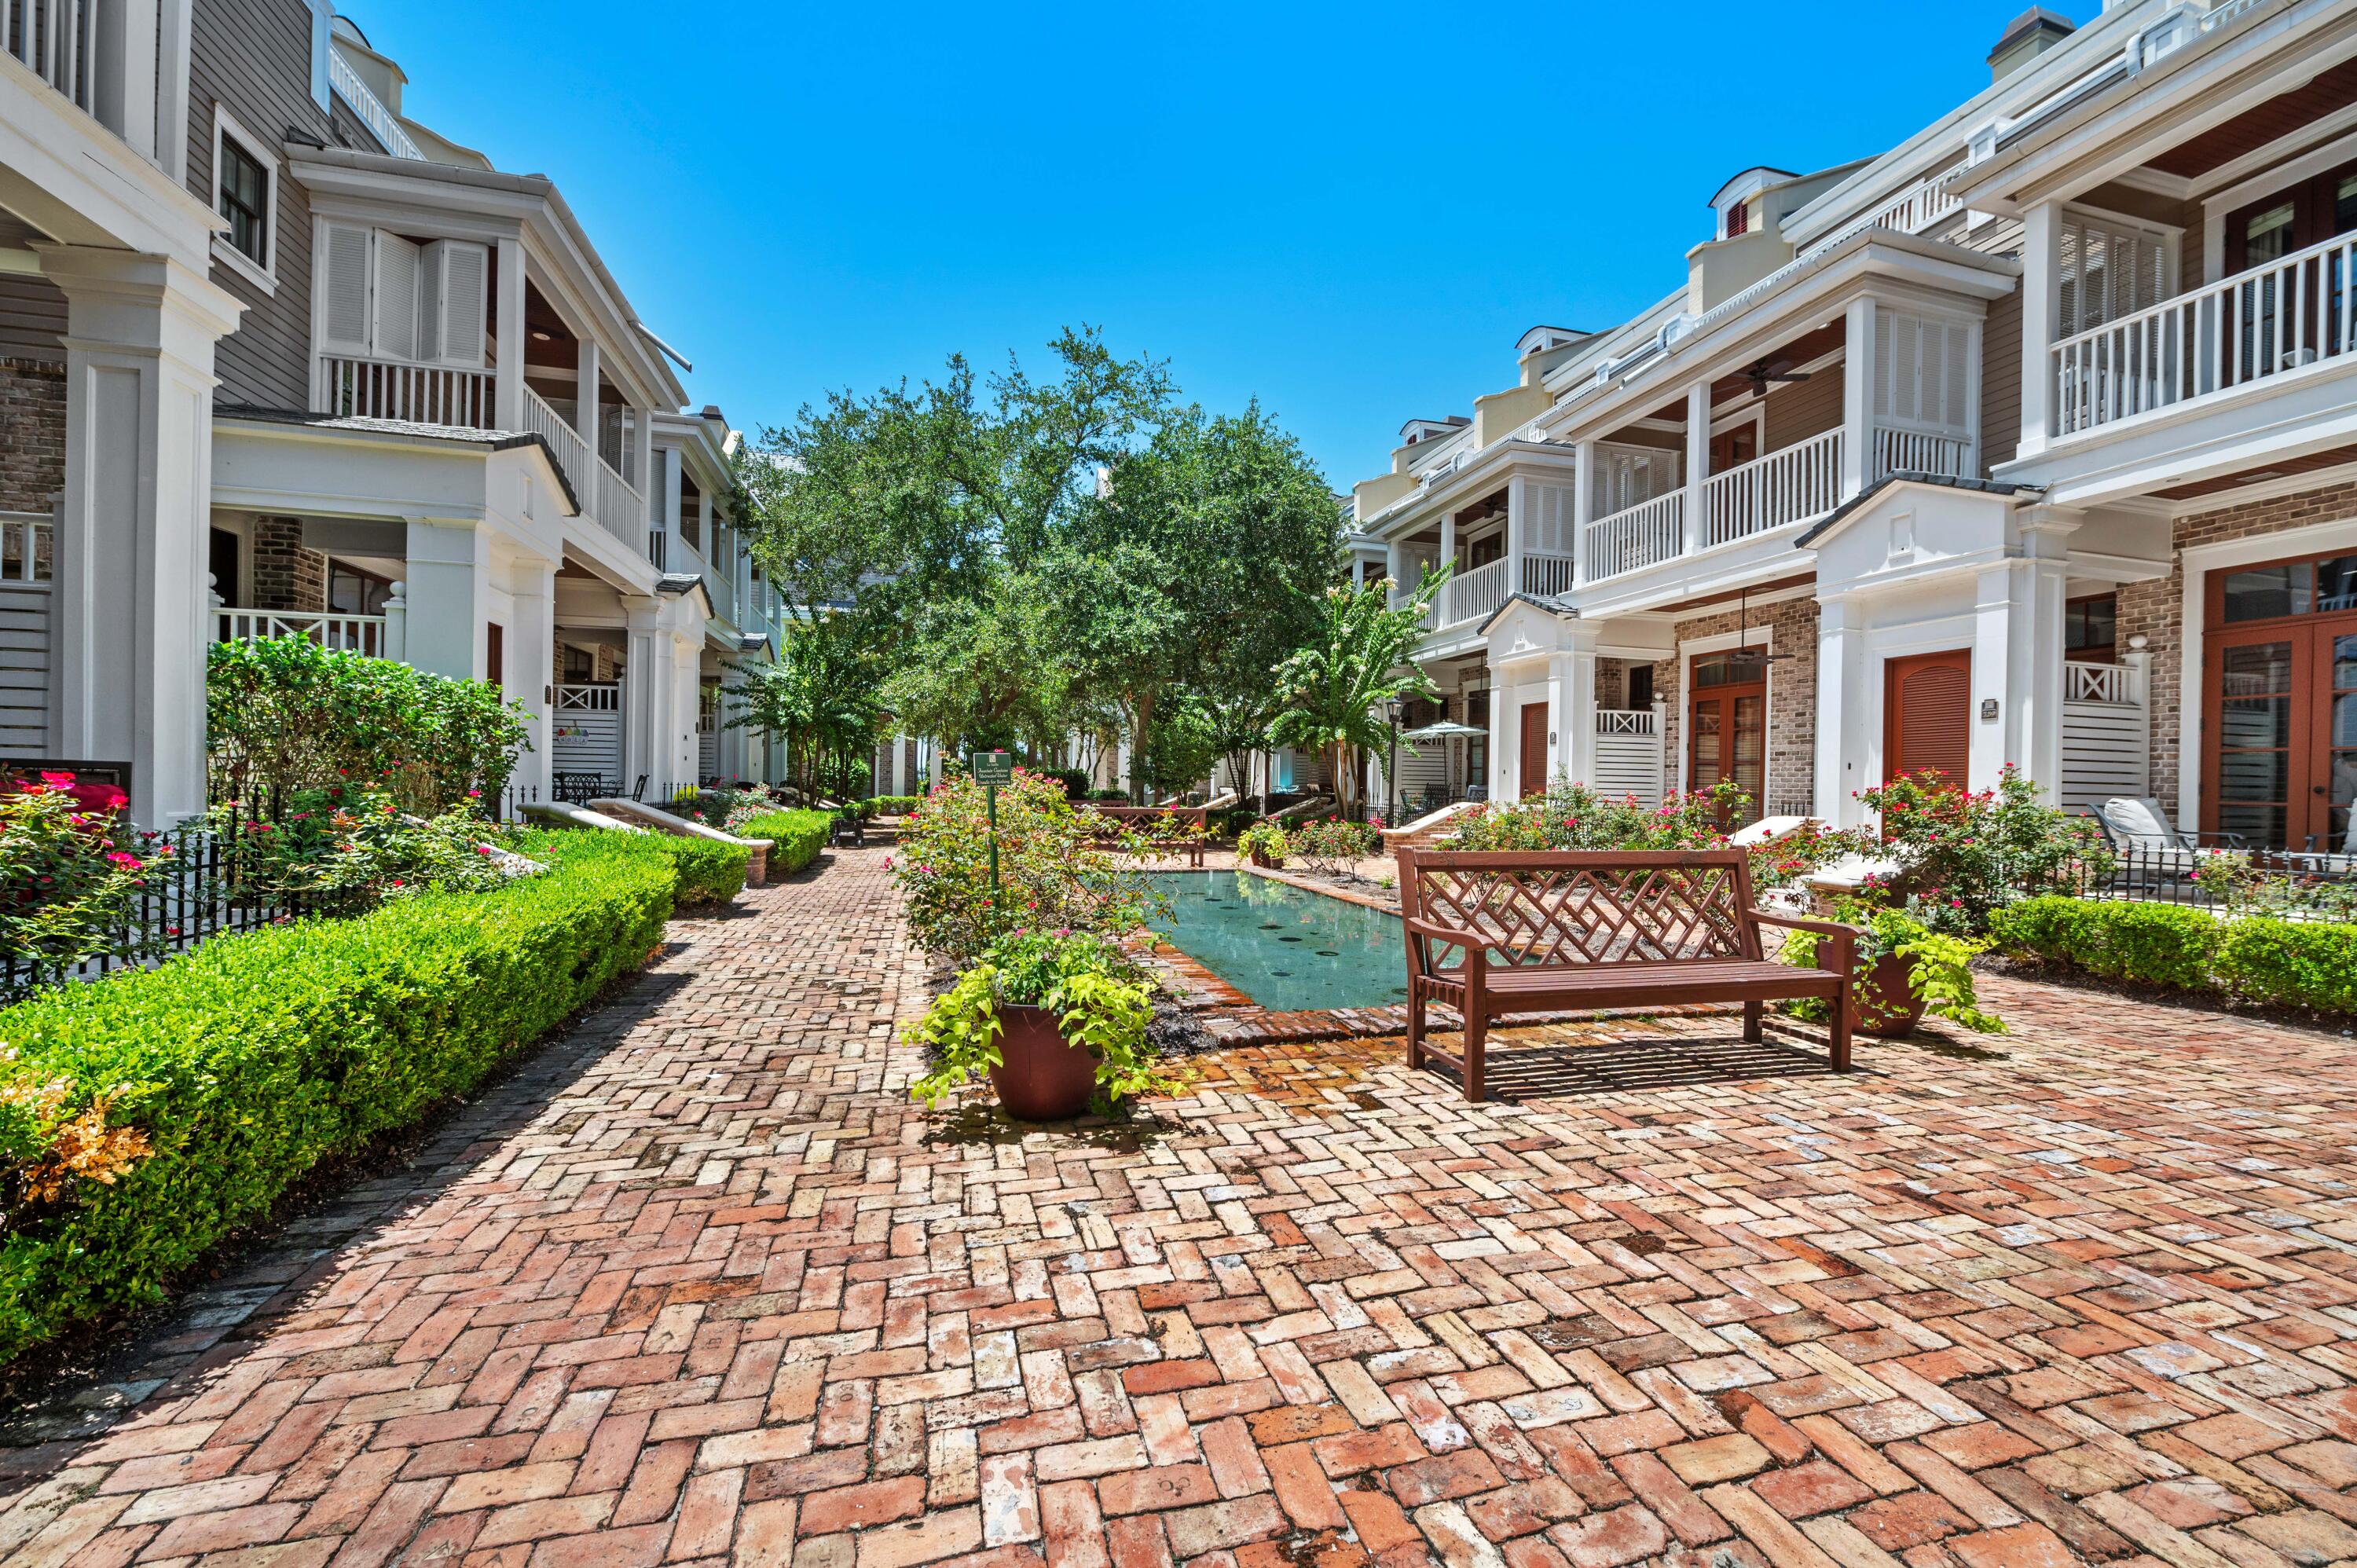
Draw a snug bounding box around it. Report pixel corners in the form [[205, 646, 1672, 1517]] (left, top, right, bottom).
[[1397, 847, 1857, 1101]]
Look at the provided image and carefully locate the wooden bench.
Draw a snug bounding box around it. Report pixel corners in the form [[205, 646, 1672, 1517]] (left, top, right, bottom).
[[1395, 847, 1858, 1100], [1083, 804, 1208, 868]]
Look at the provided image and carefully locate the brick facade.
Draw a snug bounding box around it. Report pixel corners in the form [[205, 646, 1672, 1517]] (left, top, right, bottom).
[[1651, 595, 1819, 813], [248, 516, 328, 612], [0, 359, 66, 515], [2115, 479, 2357, 814]]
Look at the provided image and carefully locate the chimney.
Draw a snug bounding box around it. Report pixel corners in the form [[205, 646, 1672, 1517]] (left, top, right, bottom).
[[1988, 7, 2076, 82]]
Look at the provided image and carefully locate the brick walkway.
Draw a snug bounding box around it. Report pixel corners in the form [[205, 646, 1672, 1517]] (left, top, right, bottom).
[[5, 848, 2357, 1568]]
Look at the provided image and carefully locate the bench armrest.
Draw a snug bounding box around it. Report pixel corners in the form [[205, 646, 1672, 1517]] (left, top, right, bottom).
[[1402, 914, 1480, 945], [1747, 909, 1859, 940]]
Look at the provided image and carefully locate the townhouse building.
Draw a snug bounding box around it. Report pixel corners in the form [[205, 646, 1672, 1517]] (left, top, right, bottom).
[[1362, 0, 2357, 857], [1, 0, 782, 824]]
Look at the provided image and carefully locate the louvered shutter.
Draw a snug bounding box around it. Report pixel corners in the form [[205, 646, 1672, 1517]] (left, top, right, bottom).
[[1886, 651, 1972, 786], [416, 240, 488, 367], [2057, 212, 2171, 336], [320, 222, 372, 355], [372, 234, 421, 361]]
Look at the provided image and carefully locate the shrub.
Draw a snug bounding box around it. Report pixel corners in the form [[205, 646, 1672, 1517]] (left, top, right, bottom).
[[1036, 769, 1090, 800], [2216, 918, 2357, 1013], [893, 771, 1162, 961], [860, 795, 924, 819], [205, 784, 511, 913], [207, 636, 531, 815], [1859, 768, 2110, 935], [909, 929, 1172, 1112], [1235, 820, 1288, 866], [1, 775, 168, 1003], [0, 829, 673, 1360], [1450, 780, 1846, 888], [1087, 787, 1131, 803], [648, 835, 750, 907], [737, 809, 832, 877], [1989, 896, 2220, 989], [1288, 817, 1381, 877], [1783, 901, 2003, 1032]]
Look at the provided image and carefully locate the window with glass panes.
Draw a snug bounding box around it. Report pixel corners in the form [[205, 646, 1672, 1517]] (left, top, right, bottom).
[[2205, 548, 2357, 852], [218, 137, 269, 266]]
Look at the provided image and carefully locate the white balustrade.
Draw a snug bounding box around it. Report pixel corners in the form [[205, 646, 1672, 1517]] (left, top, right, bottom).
[[1703, 428, 1844, 547], [214, 607, 388, 657], [6, 0, 94, 109], [318, 355, 493, 428], [1519, 551, 1577, 599], [2051, 229, 2357, 437], [553, 683, 621, 712], [1594, 709, 1658, 737], [1, 514, 51, 584], [1871, 425, 1973, 478], [1581, 492, 1684, 582], [328, 48, 424, 159], [1439, 558, 1508, 628], [523, 390, 647, 553], [2066, 660, 2143, 704], [592, 454, 645, 554]]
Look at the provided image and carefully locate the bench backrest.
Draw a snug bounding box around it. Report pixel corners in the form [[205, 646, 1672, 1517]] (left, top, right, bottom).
[[1396, 848, 1762, 971]]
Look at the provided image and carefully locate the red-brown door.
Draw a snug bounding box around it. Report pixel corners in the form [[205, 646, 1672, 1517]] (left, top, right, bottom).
[[1884, 650, 1971, 788], [2205, 617, 2357, 852], [486, 621, 504, 691], [1688, 659, 1765, 823], [1519, 702, 1549, 799]]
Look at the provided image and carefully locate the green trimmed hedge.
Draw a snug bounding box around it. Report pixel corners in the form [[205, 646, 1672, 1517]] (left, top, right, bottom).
[[860, 795, 923, 819], [0, 830, 676, 1361], [739, 810, 832, 878], [647, 833, 750, 906], [1991, 895, 2357, 1015]]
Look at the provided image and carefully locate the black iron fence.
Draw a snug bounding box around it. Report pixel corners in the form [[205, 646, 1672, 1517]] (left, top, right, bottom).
[[2062, 844, 2357, 914]]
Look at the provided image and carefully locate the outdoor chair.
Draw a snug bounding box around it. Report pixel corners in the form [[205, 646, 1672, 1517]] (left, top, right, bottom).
[[2093, 796, 2245, 885], [631, 775, 649, 801]]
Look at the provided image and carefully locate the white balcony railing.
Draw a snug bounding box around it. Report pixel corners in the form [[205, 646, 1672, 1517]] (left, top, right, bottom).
[[215, 606, 388, 658], [554, 682, 621, 712], [1596, 708, 1659, 737], [1582, 492, 1684, 582], [593, 455, 644, 553], [6, 0, 94, 109], [2066, 659, 2143, 704], [2, 514, 51, 584], [318, 355, 493, 429], [2052, 230, 2357, 438], [1521, 551, 1576, 599], [1704, 428, 1844, 548], [522, 389, 648, 556], [328, 48, 424, 160], [1438, 558, 1508, 628], [1872, 426, 1974, 478]]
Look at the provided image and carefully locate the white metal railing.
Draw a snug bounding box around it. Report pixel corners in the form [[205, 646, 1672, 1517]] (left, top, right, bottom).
[[1704, 428, 1844, 547], [2051, 230, 2357, 438], [6, 0, 93, 109], [2066, 660, 2143, 703], [214, 607, 387, 657], [1520, 551, 1576, 599], [1596, 709, 1658, 737], [1582, 492, 1684, 582], [554, 683, 621, 711], [592, 455, 644, 552], [1439, 558, 1508, 628], [1872, 425, 1973, 478], [522, 387, 591, 498], [328, 48, 424, 160], [1, 514, 51, 584], [318, 355, 493, 428]]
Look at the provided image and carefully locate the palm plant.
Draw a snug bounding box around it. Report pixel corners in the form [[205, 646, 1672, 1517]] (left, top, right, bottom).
[[1268, 568, 1446, 816]]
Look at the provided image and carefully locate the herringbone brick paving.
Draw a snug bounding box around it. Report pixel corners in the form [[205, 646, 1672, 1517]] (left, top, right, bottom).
[[4, 847, 2357, 1567]]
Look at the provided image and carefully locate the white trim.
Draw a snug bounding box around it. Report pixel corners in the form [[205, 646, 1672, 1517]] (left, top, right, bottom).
[[2165, 460, 2357, 518], [209, 104, 280, 296], [2200, 121, 2357, 284], [2177, 511, 2357, 830], [1708, 404, 1766, 443]]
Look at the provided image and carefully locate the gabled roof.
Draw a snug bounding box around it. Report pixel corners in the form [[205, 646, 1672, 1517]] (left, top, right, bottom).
[[1793, 471, 2044, 549]]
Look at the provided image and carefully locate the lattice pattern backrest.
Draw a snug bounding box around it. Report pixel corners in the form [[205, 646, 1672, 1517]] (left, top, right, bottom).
[[1407, 855, 1754, 967]]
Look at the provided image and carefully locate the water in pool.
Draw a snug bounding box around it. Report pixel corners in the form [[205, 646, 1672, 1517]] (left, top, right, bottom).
[[1147, 871, 1408, 1013]]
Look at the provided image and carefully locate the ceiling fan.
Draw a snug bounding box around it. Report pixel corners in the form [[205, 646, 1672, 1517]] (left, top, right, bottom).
[[1740, 357, 1811, 396], [1725, 586, 1794, 667]]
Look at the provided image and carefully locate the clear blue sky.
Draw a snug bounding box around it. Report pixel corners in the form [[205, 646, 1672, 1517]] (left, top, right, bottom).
[[360, 1, 2060, 489]]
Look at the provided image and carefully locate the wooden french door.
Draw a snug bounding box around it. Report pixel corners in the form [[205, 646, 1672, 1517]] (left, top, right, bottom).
[[2206, 618, 2357, 852], [1688, 659, 1765, 822], [1519, 702, 1549, 799], [1883, 650, 1971, 787]]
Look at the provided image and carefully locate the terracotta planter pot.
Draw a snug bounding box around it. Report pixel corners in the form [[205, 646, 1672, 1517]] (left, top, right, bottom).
[[987, 1004, 1098, 1120], [1853, 950, 1929, 1039]]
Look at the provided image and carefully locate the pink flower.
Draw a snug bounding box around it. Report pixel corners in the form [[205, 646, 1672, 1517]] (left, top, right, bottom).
[[475, 844, 493, 855], [37, 770, 73, 786], [105, 852, 141, 870]]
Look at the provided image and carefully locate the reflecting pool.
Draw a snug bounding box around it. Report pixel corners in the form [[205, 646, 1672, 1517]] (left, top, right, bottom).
[[1146, 870, 1407, 1013]]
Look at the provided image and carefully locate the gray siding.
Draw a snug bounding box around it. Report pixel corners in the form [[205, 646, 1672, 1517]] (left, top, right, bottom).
[[185, 0, 344, 409], [0, 273, 67, 363]]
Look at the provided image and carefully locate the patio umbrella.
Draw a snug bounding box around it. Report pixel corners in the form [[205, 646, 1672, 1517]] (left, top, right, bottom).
[[1399, 720, 1486, 742]]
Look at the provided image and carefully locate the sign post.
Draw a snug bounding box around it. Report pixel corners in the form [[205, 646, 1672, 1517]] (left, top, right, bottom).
[[969, 750, 1014, 902]]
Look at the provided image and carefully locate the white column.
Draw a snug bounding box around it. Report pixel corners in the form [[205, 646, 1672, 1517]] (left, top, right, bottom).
[[1683, 383, 1710, 555], [621, 593, 665, 793], [507, 555, 555, 803], [40, 246, 242, 826], [1384, 539, 1408, 603], [90, 0, 161, 159], [658, 446, 683, 570], [1572, 441, 1594, 583], [574, 337, 599, 447], [1971, 507, 2080, 797], [632, 408, 656, 504], [1842, 296, 1875, 497], [1505, 474, 1529, 599], [1436, 513, 1457, 623], [696, 489, 713, 563], [401, 518, 489, 680], [2018, 202, 2059, 462], [1815, 593, 1867, 828], [1553, 628, 1600, 788], [382, 581, 408, 663], [672, 628, 702, 787], [494, 238, 526, 430]]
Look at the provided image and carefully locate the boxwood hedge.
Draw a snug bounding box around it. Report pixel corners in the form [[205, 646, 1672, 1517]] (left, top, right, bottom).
[[738, 809, 832, 878], [0, 829, 676, 1361], [1991, 894, 2357, 1016]]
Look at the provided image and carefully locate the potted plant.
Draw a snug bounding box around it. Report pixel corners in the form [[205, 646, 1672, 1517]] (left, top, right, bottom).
[[1783, 899, 2003, 1039], [1236, 820, 1288, 869], [910, 929, 1167, 1119]]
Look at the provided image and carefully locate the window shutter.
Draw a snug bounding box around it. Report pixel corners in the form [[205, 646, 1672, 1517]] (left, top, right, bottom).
[[320, 222, 372, 355], [415, 240, 487, 367], [372, 233, 420, 361]]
